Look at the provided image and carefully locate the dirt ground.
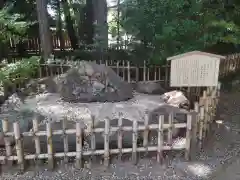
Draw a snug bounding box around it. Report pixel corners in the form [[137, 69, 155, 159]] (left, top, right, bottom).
[[1, 88, 240, 179]]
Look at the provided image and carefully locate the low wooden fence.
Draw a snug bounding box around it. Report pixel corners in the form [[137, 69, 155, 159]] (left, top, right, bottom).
[[0, 53, 227, 172], [0, 83, 220, 173], [220, 53, 240, 78], [0, 113, 194, 171], [38, 52, 240, 87], [39, 60, 170, 84], [9, 36, 72, 53]]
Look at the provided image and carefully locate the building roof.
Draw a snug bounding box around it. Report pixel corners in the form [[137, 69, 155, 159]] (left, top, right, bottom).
[[167, 51, 226, 61]]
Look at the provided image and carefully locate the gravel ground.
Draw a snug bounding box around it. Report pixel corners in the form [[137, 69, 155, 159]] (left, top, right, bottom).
[[1, 91, 240, 180]]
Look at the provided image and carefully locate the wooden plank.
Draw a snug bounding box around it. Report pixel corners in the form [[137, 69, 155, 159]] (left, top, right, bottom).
[[89, 115, 96, 167], [4, 123, 188, 137], [62, 118, 69, 163], [143, 114, 149, 153], [76, 122, 82, 168], [127, 61, 131, 83], [193, 102, 199, 142], [2, 119, 12, 166], [199, 107, 205, 148], [143, 60, 146, 81], [185, 114, 192, 160], [33, 118, 41, 165], [167, 113, 173, 145], [46, 122, 54, 169], [118, 113, 123, 160], [104, 118, 110, 167], [132, 120, 138, 165], [157, 115, 164, 164], [0, 144, 187, 161], [13, 122, 25, 171]]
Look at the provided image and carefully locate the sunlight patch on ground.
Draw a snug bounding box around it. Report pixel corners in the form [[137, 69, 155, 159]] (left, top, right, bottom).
[[187, 163, 212, 178], [172, 137, 186, 149]]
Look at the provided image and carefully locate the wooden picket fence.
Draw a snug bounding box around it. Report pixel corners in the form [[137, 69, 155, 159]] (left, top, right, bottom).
[[0, 113, 194, 171], [0, 83, 220, 172], [39, 59, 170, 84], [219, 53, 240, 78], [0, 55, 224, 172], [9, 35, 72, 53]]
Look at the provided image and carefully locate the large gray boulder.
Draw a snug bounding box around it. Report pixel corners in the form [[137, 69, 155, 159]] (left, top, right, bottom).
[[23, 61, 134, 103], [52, 61, 134, 103]]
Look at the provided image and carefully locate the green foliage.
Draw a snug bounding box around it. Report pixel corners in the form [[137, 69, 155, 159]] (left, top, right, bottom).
[[120, 0, 240, 63], [0, 5, 32, 43], [0, 56, 40, 85]]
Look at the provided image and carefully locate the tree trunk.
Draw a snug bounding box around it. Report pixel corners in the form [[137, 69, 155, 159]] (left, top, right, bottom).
[[56, 0, 65, 50], [83, 0, 94, 46], [117, 0, 121, 50], [78, 5, 86, 49], [93, 0, 108, 51], [62, 0, 78, 50], [36, 0, 52, 61], [0, 0, 4, 9]]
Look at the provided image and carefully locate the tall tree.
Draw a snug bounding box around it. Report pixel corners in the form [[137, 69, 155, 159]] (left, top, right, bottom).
[[61, 0, 78, 49], [55, 0, 65, 50], [36, 0, 52, 61], [93, 0, 108, 51], [83, 0, 94, 46], [120, 0, 240, 63]]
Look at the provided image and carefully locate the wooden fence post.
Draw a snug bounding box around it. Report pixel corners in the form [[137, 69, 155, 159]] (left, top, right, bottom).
[[185, 114, 192, 161], [89, 116, 96, 167], [143, 60, 146, 82], [122, 61, 126, 81], [199, 107, 205, 148], [143, 113, 149, 154], [193, 102, 199, 142], [167, 113, 173, 145], [2, 119, 12, 166], [13, 122, 25, 171], [33, 118, 41, 165], [118, 113, 123, 160], [116, 61, 120, 77], [62, 118, 69, 163], [205, 96, 210, 135], [157, 115, 164, 164], [165, 63, 169, 88], [154, 66, 157, 81], [132, 120, 138, 165], [104, 118, 110, 167], [76, 122, 82, 168], [46, 122, 54, 170], [135, 65, 139, 82], [127, 61, 131, 83], [216, 82, 221, 105]]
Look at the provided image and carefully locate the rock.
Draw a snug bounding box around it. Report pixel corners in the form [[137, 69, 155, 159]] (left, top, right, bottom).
[[57, 61, 133, 103], [1, 93, 24, 112], [135, 81, 167, 94], [23, 61, 133, 103], [24, 77, 58, 95], [162, 90, 189, 108]]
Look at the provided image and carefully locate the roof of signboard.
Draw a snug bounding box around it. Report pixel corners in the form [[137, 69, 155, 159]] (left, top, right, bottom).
[[167, 51, 226, 61]]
